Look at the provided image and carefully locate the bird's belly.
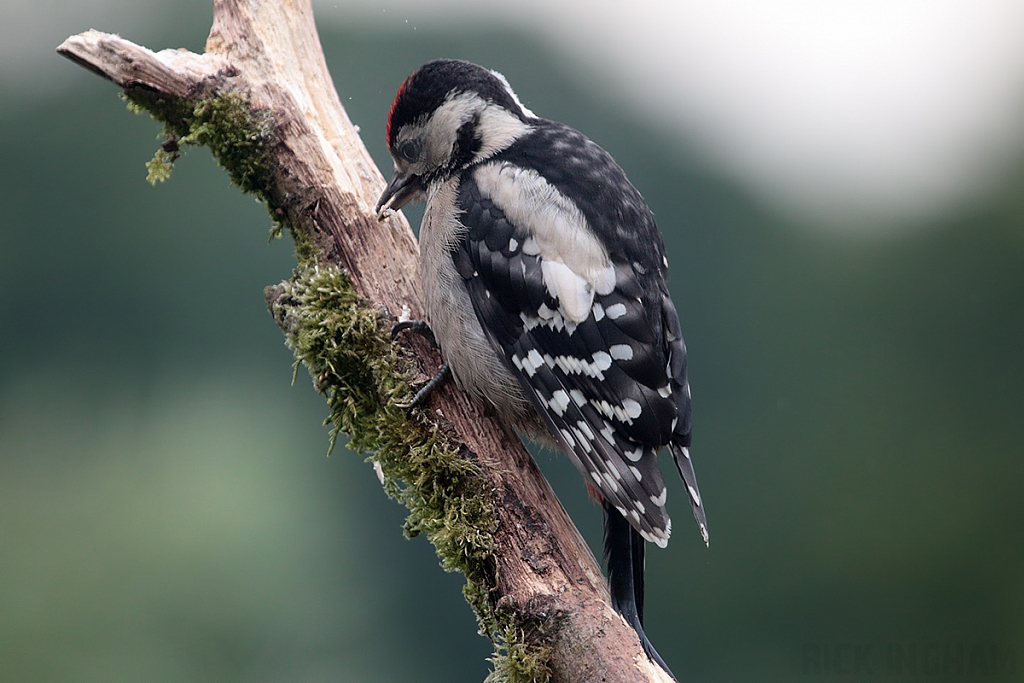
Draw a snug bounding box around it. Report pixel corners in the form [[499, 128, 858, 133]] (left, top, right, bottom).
[[419, 181, 532, 422]]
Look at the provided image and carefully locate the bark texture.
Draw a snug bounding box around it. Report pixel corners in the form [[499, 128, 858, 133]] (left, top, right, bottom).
[[58, 2, 675, 681]]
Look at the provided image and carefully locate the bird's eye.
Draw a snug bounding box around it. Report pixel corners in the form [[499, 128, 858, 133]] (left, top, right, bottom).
[[396, 139, 420, 163]]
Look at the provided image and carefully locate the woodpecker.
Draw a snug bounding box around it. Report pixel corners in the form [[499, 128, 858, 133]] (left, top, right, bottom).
[[376, 59, 706, 676]]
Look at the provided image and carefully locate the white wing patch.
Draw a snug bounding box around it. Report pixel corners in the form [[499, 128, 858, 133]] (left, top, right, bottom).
[[475, 162, 617, 325], [541, 259, 593, 322], [465, 162, 682, 548]]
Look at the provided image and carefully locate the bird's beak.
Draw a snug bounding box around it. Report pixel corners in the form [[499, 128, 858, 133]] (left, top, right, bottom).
[[375, 168, 422, 221]]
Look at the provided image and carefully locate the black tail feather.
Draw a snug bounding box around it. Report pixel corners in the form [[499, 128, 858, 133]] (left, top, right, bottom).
[[603, 501, 676, 680], [631, 519, 646, 626]]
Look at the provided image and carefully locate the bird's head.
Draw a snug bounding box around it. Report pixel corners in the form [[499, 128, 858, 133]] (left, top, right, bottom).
[[375, 59, 535, 219]]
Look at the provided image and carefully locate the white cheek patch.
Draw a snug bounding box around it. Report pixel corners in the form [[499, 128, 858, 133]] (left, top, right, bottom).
[[541, 259, 594, 323], [410, 94, 531, 172]]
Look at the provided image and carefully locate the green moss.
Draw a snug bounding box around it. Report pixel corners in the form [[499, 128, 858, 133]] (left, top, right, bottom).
[[145, 148, 176, 184], [269, 262, 552, 681], [123, 84, 553, 681], [487, 623, 554, 683], [123, 90, 274, 198], [271, 262, 493, 557]]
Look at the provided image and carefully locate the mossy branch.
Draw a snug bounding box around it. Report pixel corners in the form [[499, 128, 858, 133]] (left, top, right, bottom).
[[57, 4, 676, 681], [267, 263, 547, 681], [127, 91, 274, 193]]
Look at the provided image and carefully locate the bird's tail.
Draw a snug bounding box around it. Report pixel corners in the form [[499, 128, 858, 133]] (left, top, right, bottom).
[[669, 442, 709, 546], [603, 501, 677, 680]]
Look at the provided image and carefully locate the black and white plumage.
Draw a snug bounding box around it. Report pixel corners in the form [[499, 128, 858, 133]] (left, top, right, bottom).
[[376, 59, 706, 673]]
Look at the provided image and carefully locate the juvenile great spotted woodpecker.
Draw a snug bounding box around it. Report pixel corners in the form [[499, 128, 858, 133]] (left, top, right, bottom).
[[376, 59, 707, 676]]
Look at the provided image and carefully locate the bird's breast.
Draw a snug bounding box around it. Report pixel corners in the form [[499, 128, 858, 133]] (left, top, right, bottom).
[[419, 177, 532, 422]]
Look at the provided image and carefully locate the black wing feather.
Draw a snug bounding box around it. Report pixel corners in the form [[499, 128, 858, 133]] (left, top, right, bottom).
[[453, 173, 698, 544]]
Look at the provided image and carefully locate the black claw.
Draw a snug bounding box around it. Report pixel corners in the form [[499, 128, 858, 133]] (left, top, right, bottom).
[[392, 319, 449, 413], [404, 362, 451, 413], [391, 319, 437, 347]]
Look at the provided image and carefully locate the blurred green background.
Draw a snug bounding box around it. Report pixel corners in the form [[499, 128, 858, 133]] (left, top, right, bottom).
[[1, 2, 1022, 682]]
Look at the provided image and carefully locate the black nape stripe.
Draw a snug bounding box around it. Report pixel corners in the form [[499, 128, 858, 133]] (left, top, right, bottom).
[[450, 113, 483, 172]]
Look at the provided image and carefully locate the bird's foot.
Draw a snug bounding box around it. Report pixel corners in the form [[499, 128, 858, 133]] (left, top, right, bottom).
[[399, 362, 451, 412], [392, 318, 449, 412], [391, 318, 437, 347]]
